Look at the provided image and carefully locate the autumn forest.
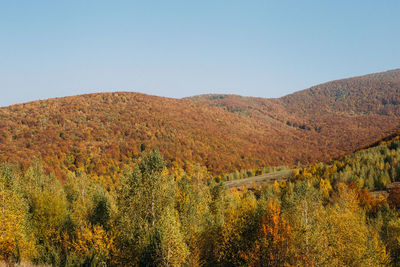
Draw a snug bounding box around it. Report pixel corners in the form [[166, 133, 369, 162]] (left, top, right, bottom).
[[2, 69, 400, 266]]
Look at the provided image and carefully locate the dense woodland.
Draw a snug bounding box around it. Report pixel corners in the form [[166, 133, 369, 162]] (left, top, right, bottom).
[[2, 134, 400, 266], [0, 70, 399, 185], [1, 69, 400, 266]]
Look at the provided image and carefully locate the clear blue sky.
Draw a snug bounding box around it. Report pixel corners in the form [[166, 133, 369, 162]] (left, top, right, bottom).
[[0, 1, 399, 107]]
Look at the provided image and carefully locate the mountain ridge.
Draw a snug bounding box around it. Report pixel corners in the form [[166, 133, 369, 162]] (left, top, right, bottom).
[[0, 69, 399, 181]]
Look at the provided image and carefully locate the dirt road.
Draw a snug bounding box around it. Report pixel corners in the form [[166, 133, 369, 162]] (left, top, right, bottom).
[[224, 169, 293, 189]]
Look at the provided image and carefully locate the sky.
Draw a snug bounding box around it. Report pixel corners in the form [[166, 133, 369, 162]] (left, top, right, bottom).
[[0, 1, 399, 107]]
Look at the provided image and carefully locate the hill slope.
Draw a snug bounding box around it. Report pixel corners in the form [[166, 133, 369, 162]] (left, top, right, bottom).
[[187, 69, 400, 163], [0, 69, 400, 179]]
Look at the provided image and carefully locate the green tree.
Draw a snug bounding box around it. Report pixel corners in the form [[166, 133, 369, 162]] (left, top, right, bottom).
[[281, 180, 328, 265], [157, 207, 189, 266], [89, 186, 113, 231], [22, 161, 69, 265], [117, 150, 174, 265], [175, 175, 210, 266]]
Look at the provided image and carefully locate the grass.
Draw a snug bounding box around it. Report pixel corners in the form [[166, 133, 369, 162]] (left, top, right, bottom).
[[224, 169, 292, 189]]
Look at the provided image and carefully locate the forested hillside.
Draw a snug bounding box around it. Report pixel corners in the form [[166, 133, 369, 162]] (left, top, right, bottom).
[[280, 69, 400, 115], [1, 69, 400, 266], [0, 69, 399, 184], [188, 69, 400, 164], [4, 134, 400, 265], [0, 92, 311, 183], [292, 133, 400, 190]]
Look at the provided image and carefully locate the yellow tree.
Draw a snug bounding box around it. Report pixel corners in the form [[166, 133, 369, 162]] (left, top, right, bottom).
[[175, 173, 210, 266], [71, 225, 113, 266], [241, 200, 293, 267], [281, 181, 328, 265], [386, 218, 400, 264], [0, 170, 35, 264], [21, 161, 69, 265], [322, 183, 389, 266], [213, 190, 259, 266], [157, 208, 189, 266]]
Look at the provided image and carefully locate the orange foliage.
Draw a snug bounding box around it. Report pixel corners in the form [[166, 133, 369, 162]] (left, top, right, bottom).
[[388, 187, 400, 209], [0, 69, 399, 182], [241, 200, 292, 266]]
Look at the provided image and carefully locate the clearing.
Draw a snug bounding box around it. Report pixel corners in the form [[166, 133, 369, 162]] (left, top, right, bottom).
[[224, 169, 293, 190]]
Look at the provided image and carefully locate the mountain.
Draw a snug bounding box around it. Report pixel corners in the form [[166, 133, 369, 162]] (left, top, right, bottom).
[[186, 69, 400, 162], [0, 69, 399, 179]]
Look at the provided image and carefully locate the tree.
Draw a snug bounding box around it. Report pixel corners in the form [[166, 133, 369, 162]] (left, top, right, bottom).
[[212, 190, 260, 266], [71, 225, 112, 266], [385, 217, 400, 264], [281, 180, 328, 265], [62, 172, 116, 266], [22, 161, 69, 265], [241, 200, 293, 267], [175, 175, 210, 266], [116, 150, 174, 265], [157, 208, 189, 266], [322, 183, 389, 266], [388, 186, 400, 209], [89, 186, 113, 231], [0, 166, 35, 264]]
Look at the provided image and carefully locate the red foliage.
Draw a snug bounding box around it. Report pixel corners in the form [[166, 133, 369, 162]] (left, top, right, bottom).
[[388, 186, 400, 209], [0, 70, 399, 180]]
